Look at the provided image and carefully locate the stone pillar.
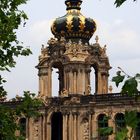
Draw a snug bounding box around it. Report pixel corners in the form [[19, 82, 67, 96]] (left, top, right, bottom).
[[92, 116, 98, 139], [28, 118, 33, 140], [38, 67, 48, 97], [72, 112, 78, 140], [69, 113, 73, 140], [97, 71, 102, 94], [46, 114, 51, 140], [85, 68, 91, 95], [42, 115, 46, 140], [101, 72, 109, 94], [47, 67, 52, 97], [63, 113, 69, 140], [89, 111, 94, 140], [108, 118, 114, 140], [73, 71, 77, 94]]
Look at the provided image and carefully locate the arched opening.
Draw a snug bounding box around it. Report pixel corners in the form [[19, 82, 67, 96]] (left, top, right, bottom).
[[90, 65, 98, 94], [52, 62, 64, 97], [51, 112, 63, 140], [90, 67, 95, 94], [98, 114, 108, 140], [115, 113, 125, 132], [19, 118, 26, 137], [134, 112, 140, 140], [52, 68, 59, 96]]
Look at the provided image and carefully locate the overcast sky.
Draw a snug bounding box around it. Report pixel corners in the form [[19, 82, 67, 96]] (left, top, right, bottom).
[[2, 0, 140, 98]]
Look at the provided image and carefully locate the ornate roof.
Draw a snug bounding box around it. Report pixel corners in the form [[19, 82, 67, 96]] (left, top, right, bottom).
[[51, 0, 96, 42]]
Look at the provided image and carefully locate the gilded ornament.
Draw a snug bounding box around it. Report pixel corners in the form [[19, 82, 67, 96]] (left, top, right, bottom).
[[79, 15, 85, 32], [66, 15, 73, 32]]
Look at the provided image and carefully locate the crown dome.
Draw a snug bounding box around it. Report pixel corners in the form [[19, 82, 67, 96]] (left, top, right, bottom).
[[51, 0, 96, 42]]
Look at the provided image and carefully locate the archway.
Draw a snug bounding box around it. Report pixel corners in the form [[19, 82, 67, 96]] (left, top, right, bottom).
[[90, 67, 95, 94], [115, 113, 125, 132], [19, 118, 26, 137], [98, 114, 108, 140], [52, 68, 59, 96], [51, 112, 63, 140], [52, 62, 64, 97], [90, 65, 98, 94]]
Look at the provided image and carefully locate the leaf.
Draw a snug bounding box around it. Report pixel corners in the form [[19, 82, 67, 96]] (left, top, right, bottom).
[[121, 77, 138, 96], [112, 71, 125, 87], [98, 127, 113, 136], [125, 111, 138, 129], [115, 128, 128, 140]]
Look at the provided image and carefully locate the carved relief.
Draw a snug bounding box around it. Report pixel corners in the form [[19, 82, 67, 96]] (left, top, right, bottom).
[[82, 119, 89, 140], [47, 37, 58, 46], [64, 40, 89, 61], [33, 119, 40, 140]]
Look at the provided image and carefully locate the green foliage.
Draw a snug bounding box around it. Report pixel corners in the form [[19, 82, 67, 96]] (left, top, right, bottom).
[[114, 0, 136, 7], [0, 0, 32, 72], [16, 91, 43, 118], [99, 127, 113, 136], [0, 0, 32, 97], [112, 68, 140, 96], [115, 128, 128, 140], [0, 92, 43, 140], [125, 111, 139, 129], [0, 105, 18, 140], [112, 71, 125, 87]]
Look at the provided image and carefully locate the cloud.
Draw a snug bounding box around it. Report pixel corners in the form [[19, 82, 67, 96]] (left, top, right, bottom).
[[28, 20, 53, 44]]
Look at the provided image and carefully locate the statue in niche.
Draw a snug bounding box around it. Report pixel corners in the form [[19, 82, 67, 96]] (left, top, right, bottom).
[[83, 119, 89, 140], [87, 85, 91, 95], [61, 88, 68, 97]]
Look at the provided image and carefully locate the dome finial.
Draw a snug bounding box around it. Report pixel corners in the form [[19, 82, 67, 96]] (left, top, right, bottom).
[[65, 0, 82, 10]]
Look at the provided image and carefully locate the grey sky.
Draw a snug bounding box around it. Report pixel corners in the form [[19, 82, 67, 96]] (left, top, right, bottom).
[[2, 0, 140, 98]]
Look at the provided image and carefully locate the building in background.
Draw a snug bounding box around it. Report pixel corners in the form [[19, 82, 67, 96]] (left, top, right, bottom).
[[2, 0, 140, 140]]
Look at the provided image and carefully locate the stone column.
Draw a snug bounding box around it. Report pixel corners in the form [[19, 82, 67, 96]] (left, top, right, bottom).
[[97, 71, 102, 94], [42, 115, 46, 140], [89, 111, 94, 140], [38, 67, 48, 97], [92, 116, 98, 139], [101, 72, 109, 94], [73, 113, 77, 140], [73, 71, 77, 94], [46, 114, 51, 140], [108, 118, 114, 140], [47, 67, 52, 97], [69, 113, 72, 140], [63, 113, 69, 140]]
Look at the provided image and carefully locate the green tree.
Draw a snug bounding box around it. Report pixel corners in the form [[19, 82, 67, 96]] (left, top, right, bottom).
[[0, 0, 43, 139], [112, 67, 140, 140], [0, 0, 32, 98]]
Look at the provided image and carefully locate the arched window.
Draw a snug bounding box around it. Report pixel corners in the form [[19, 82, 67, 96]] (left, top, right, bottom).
[[52, 62, 64, 97], [115, 113, 125, 132], [52, 68, 59, 96], [98, 114, 108, 140], [90, 67, 95, 94], [19, 118, 26, 137]]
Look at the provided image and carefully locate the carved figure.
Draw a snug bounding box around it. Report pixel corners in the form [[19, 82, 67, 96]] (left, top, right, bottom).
[[83, 119, 89, 140], [61, 88, 68, 97], [47, 37, 57, 46]]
